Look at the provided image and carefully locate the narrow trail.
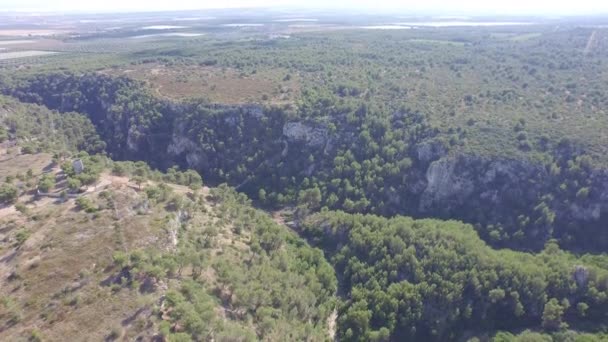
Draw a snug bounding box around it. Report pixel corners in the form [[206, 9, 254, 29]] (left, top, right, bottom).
[[328, 309, 338, 341], [584, 30, 597, 55]]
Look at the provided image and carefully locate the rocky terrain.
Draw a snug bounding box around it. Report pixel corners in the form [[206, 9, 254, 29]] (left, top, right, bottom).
[[3, 73, 607, 251]]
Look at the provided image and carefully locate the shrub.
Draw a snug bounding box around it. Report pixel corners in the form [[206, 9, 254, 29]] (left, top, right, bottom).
[[38, 174, 55, 193], [15, 229, 30, 246], [15, 203, 29, 214], [29, 329, 43, 342], [75, 197, 97, 212], [168, 333, 193, 342], [21, 145, 35, 154], [107, 325, 121, 340], [67, 177, 82, 191], [0, 183, 18, 204], [112, 251, 129, 268]]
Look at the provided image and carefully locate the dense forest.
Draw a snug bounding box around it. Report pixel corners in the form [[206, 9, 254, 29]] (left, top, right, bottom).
[[0, 95, 105, 154], [301, 211, 608, 341]]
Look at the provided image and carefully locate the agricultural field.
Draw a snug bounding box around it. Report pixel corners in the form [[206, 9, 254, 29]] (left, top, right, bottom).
[[0, 51, 60, 60], [0, 40, 37, 46]]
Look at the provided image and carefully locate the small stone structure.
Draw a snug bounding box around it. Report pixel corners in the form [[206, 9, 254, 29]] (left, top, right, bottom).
[[73, 159, 85, 174]]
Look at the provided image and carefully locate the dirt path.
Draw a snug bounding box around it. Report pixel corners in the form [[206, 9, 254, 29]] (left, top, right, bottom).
[[85, 173, 130, 193], [584, 30, 597, 55], [327, 308, 338, 341]]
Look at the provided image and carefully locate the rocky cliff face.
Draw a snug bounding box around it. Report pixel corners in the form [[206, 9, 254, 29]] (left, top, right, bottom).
[[419, 156, 546, 215], [164, 109, 608, 250], [412, 152, 608, 250], [7, 73, 608, 251], [167, 132, 207, 170], [47, 90, 608, 250], [283, 122, 329, 148]]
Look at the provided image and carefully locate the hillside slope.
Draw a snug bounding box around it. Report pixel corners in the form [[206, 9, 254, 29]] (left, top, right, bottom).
[[0, 151, 336, 341]]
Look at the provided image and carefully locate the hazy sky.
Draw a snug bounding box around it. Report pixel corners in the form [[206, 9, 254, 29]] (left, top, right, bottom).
[[2, 0, 608, 15]]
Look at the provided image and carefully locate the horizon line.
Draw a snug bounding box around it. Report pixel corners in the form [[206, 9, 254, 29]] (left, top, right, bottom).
[[1, 6, 608, 17]]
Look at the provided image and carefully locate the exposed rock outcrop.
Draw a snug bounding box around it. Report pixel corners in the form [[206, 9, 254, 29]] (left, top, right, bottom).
[[419, 157, 474, 211], [283, 122, 329, 148], [167, 132, 207, 170], [413, 152, 608, 249], [415, 139, 448, 163], [573, 265, 590, 288]]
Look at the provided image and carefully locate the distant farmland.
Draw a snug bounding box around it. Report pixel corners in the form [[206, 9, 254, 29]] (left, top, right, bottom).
[[0, 50, 59, 60], [0, 40, 35, 46]]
